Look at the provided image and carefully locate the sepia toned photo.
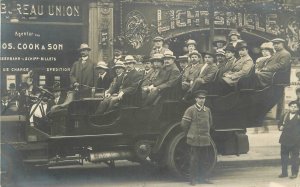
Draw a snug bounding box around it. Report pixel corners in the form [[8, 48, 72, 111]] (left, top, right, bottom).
[[1, 0, 300, 186]]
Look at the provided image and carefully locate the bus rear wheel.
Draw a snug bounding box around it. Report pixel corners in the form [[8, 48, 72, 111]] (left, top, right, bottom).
[[166, 132, 217, 180]]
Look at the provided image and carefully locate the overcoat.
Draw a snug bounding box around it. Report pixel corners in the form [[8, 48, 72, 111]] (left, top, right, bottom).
[[70, 58, 96, 87], [278, 112, 300, 147], [107, 73, 125, 95], [255, 49, 291, 87], [153, 63, 181, 91], [119, 69, 143, 95], [222, 55, 254, 86], [181, 105, 213, 146]]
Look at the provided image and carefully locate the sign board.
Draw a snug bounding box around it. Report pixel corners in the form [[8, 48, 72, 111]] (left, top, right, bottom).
[[121, 2, 300, 55], [1, 0, 84, 74]]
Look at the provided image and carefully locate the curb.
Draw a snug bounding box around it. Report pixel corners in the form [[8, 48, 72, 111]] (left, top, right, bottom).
[[216, 158, 280, 169]]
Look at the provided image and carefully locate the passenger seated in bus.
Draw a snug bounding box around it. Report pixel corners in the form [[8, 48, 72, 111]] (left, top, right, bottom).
[[141, 54, 163, 101], [95, 56, 142, 114], [215, 49, 226, 69], [143, 50, 181, 106], [95, 61, 113, 93], [220, 44, 237, 78], [255, 42, 275, 72], [182, 50, 203, 92], [48, 83, 67, 112], [178, 55, 189, 73], [255, 38, 291, 88], [188, 50, 218, 93], [220, 41, 254, 90]]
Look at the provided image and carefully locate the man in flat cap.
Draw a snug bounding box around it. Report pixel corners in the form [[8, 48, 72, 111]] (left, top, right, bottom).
[[70, 43, 96, 98], [228, 30, 241, 48], [255, 38, 291, 88], [95, 56, 142, 114], [215, 49, 227, 70], [182, 50, 203, 92], [150, 36, 168, 57], [181, 90, 213, 185]]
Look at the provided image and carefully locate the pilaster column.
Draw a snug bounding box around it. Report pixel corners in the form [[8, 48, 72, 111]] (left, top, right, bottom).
[[88, 0, 114, 63]]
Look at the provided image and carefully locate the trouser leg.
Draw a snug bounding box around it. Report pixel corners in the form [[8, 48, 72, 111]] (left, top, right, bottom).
[[281, 145, 289, 175], [144, 89, 159, 106], [107, 96, 120, 111], [95, 97, 111, 114], [291, 145, 300, 175], [190, 146, 200, 183]]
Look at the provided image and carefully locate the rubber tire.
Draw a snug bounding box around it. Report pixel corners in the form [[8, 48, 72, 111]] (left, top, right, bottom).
[[166, 132, 217, 180]]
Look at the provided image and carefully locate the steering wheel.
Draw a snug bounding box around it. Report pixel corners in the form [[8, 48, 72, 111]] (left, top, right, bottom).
[[38, 87, 55, 99]]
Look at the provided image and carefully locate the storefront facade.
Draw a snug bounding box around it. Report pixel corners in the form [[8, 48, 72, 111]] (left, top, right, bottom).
[[1, 0, 300, 116]]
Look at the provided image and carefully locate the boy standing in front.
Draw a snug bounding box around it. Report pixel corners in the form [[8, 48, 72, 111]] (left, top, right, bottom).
[[278, 101, 300, 179], [181, 90, 213, 185]]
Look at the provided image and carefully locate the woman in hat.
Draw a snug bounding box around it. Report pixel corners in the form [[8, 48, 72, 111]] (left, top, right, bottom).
[[222, 41, 254, 88], [255, 42, 275, 72]]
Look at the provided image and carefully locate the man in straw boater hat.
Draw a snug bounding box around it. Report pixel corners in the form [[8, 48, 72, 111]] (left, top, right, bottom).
[[185, 39, 197, 56], [143, 50, 181, 106], [95, 61, 113, 92], [182, 50, 203, 92], [95, 56, 142, 114], [181, 90, 214, 185], [150, 36, 168, 57], [70, 43, 96, 98], [255, 38, 291, 88]]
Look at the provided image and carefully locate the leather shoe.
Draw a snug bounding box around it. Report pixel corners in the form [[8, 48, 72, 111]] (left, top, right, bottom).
[[278, 174, 288, 178], [290, 174, 298, 179], [189, 180, 196, 186]]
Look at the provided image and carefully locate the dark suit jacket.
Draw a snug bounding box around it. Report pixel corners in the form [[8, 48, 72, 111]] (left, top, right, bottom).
[[153, 63, 181, 90], [141, 69, 158, 87], [96, 73, 113, 91], [279, 112, 300, 146], [262, 49, 291, 72], [120, 69, 143, 95], [195, 63, 218, 84], [107, 73, 125, 95], [70, 58, 96, 87], [48, 91, 67, 109]]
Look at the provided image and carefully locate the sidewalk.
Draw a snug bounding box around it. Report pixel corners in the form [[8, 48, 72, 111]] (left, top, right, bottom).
[[217, 125, 281, 168]]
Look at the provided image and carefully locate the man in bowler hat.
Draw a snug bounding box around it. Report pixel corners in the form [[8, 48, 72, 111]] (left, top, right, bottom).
[[181, 90, 213, 185]]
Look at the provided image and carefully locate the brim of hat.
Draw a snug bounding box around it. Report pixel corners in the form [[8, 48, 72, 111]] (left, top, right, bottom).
[[162, 56, 176, 59], [213, 40, 227, 45], [202, 52, 215, 56], [96, 65, 109, 69], [150, 58, 163, 62], [215, 53, 225, 56], [189, 53, 201, 57], [78, 47, 91, 51], [113, 65, 125, 69], [228, 33, 241, 37], [124, 60, 136, 64]]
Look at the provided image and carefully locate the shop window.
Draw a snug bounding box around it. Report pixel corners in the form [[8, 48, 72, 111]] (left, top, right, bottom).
[[39, 75, 46, 86], [6, 75, 16, 90]]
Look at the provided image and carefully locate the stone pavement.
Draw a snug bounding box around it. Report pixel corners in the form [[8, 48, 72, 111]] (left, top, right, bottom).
[[217, 124, 281, 168]]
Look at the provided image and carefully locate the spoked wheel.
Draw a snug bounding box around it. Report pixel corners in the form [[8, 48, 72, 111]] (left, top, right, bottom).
[[166, 132, 217, 179]]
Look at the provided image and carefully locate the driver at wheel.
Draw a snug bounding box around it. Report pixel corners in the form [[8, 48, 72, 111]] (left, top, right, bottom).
[[181, 90, 213, 185]]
